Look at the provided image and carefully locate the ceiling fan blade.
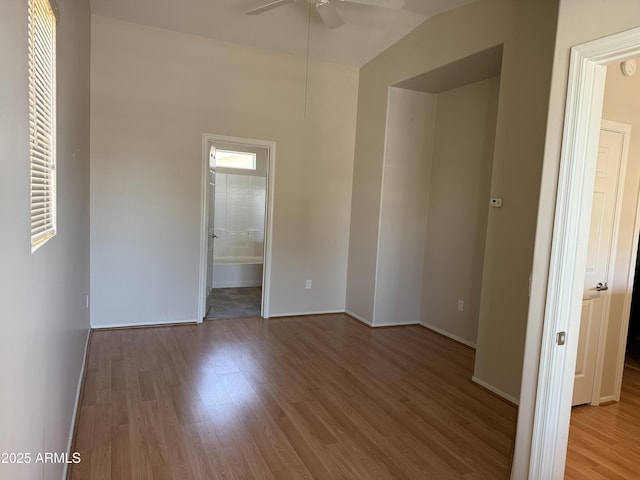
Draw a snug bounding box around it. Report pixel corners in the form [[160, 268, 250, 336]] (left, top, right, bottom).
[[246, 0, 296, 15], [315, 0, 345, 29], [339, 0, 404, 9]]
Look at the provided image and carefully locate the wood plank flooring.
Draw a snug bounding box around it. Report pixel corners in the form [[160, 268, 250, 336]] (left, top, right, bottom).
[[69, 314, 517, 479], [566, 365, 640, 479]]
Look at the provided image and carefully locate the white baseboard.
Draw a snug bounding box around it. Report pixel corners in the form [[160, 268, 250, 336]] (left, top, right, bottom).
[[372, 320, 419, 327], [419, 321, 477, 349], [267, 309, 346, 319], [344, 310, 373, 326], [472, 375, 519, 405], [63, 328, 91, 479], [91, 318, 198, 329], [346, 312, 420, 328], [598, 394, 617, 405]]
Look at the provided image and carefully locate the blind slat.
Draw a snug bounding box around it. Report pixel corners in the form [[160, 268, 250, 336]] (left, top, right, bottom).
[[30, 159, 52, 170], [28, 0, 56, 252]]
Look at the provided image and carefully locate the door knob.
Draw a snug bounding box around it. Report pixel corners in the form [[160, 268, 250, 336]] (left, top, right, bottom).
[[595, 282, 609, 291]]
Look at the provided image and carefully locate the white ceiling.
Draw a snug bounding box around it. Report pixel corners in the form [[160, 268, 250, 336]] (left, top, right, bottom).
[[89, 0, 476, 66]]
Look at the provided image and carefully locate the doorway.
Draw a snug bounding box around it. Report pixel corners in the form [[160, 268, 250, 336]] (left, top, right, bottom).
[[197, 134, 275, 321], [521, 27, 640, 479], [573, 121, 632, 407]]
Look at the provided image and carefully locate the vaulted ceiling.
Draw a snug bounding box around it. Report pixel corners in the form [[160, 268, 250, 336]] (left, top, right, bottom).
[[89, 0, 476, 66]]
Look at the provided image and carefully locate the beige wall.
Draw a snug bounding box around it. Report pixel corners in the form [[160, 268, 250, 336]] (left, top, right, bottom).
[[346, 2, 512, 324], [371, 87, 436, 326], [361, 76, 500, 341], [90, 16, 359, 326], [421, 76, 500, 345], [0, 0, 91, 478], [346, 0, 559, 401]]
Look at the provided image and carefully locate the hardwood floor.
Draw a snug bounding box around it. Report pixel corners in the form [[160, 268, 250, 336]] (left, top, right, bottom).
[[566, 366, 640, 479], [69, 314, 516, 479]]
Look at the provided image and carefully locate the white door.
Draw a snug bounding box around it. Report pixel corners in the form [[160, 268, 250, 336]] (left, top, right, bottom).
[[573, 125, 626, 406], [205, 145, 216, 316]]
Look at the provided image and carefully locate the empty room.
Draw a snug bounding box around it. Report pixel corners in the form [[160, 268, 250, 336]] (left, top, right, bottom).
[[3, 0, 640, 479]]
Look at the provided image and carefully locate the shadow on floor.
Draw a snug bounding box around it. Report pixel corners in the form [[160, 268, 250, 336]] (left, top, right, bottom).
[[625, 334, 640, 370]]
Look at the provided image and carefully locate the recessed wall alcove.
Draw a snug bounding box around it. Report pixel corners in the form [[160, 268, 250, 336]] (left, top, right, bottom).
[[350, 44, 504, 380]]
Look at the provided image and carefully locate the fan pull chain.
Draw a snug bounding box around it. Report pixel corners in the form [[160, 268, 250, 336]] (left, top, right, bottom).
[[304, 2, 311, 118]]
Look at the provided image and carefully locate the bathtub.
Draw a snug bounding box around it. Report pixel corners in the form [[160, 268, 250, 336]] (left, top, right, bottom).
[[212, 256, 263, 288]]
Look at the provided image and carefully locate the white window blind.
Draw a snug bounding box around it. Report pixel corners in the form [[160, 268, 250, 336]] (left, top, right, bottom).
[[28, 0, 57, 251]]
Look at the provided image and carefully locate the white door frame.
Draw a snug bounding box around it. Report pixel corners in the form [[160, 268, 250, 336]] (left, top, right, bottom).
[[571, 121, 632, 408], [517, 27, 640, 479], [197, 133, 276, 322], [593, 120, 633, 406]]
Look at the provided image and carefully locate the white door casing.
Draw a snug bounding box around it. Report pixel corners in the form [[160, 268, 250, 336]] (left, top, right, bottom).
[[205, 145, 216, 316], [573, 123, 630, 406], [197, 133, 276, 321], [514, 26, 640, 480]]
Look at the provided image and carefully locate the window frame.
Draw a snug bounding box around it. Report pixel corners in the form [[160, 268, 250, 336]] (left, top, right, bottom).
[[215, 150, 257, 171]]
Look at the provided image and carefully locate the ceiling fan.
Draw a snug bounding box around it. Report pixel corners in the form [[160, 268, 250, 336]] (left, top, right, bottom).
[[246, 0, 405, 29]]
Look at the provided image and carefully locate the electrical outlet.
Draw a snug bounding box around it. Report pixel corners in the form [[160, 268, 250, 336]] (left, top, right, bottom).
[[305, 280, 312, 289], [457, 300, 464, 311]]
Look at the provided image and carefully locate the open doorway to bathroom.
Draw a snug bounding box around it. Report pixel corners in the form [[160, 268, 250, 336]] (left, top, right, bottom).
[[198, 134, 275, 321]]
